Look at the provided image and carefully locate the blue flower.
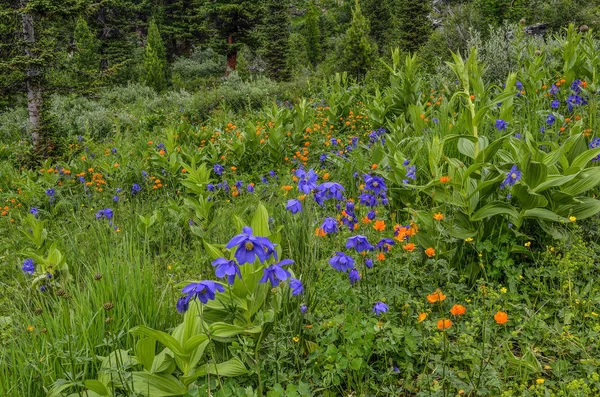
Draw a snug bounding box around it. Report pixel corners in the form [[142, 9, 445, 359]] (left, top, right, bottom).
[[549, 84, 559, 95], [402, 159, 410, 166], [297, 169, 318, 194], [286, 199, 302, 214], [321, 217, 338, 234], [330, 137, 338, 145], [372, 302, 389, 315], [290, 278, 304, 295], [546, 114, 556, 125], [495, 119, 508, 131], [365, 258, 373, 269], [329, 252, 355, 272], [226, 226, 277, 265], [46, 188, 55, 197], [348, 269, 361, 284], [132, 184, 141, 194], [367, 210, 376, 220], [22, 258, 35, 275], [316, 182, 345, 201], [29, 207, 39, 217], [181, 280, 225, 305], [247, 184, 255, 193], [358, 193, 377, 207], [551, 99, 560, 109], [300, 304, 307, 314], [406, 166, 417, 180], [177, 296, 190, 313], [346, 235, 374, 252], [319, 153, 328, 163], [260, 259, 293, 286], [516, 81, 523, 91], [589, 137, 600, 161], [212, 258, 242, 285], [235, 180, 244, 189], [95, 208, 113, 220], [364, 174, 387, 195], [213, 163, 223, 176], [500, 165, 521, 189], [376, 238, 395, 252]]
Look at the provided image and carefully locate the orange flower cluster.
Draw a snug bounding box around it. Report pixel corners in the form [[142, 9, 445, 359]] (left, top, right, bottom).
[[427, 290, 447, 303]]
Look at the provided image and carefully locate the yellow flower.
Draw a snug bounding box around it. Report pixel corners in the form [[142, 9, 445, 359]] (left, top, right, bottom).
[[569, 216, 576, 222], [465, 237, 473, 242], [536, 378, 544, 385], [500, 287, 507, 294], [27, 325, 34, 332], [292, 336, 300, 343], [524, 241, 531, 247]]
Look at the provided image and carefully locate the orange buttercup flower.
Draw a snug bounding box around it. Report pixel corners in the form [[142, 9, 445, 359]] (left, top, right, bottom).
[[282, 185, 292, 191], [437, 319, 453, 330], [371, 164, 378, 170], [377, 252, 385, 261], [373, 220, 386, 231], [315, 228, 326, 237], [323, 173, 330, 180], [440, 175, 450, 183], [231, 166, 237, 171], [450, 304, 466, 316], [362, 216, 372, 224], [433, 212, 444, 221], [425, 247, 435, 257], [494, 311, 509, 325], [402, 243, 415, 252], [418, 312, 427, 322], [427, 290, 446, 303]]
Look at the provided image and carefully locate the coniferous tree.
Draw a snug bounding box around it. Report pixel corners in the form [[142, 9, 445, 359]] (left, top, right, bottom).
[[362, 0, 394, 52], [341, 0, 376, 79], [142, 19, 168, 91], [72, 16, 100, 86], [304, 0, 321, 67], [263, 0, 291, 80], [396, 0, 432, 52]]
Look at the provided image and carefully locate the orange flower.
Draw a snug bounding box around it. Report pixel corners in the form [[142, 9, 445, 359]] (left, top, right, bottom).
[[371, 163, 378, 170], [323, 173, 330, 180], [437, 319, 453, 330], [377, 252, 385, 261], [282, 185, 292, 191], [315, 227, 326, 237], [440, 176, 450, 183], [231, 166, 237, 171], [425, 247, 435, 257], [450, 304, 466, 316], [402, 243, 415, 252], [427, 290, 446, 303], [433, 212, 444, 221], [494, 311, 509, 325], [373, 220, 386, 231], [418, 312, 427, 322], [362, 216, 372, 224]]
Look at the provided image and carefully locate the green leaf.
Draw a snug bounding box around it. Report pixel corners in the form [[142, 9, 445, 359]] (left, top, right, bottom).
[[181, 357, 247, 385], [568, 147, 600, 171], [524, 161, 547, 189], [137, 337, 157, 372], [130, 326, 184, 356], [557, 198, 600, 220], [202, 240, 223, 260], [512, 185, 548, 210], [562, 167, 600, 196], [131, 373, 186, 396], [521, 208, 568, 223], [531, 173, 578, 193], [251, 203, 270, 237], [471, 202, 518, 221], [84, 380, 110, 396]]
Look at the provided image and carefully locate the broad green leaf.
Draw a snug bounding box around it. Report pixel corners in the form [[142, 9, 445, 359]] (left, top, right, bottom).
[[131, 373, 186, 396], [562, 167, 600, 196], [137, 337, 156, 372], [532, 173, 578, 193], [471, 202, 518, 221], [557, 198, 600, 220], [251, 203, 270, 237], [202, 240, 223, 260], [521, 208, 568, 223], [84, 380, 110, 397], [130, 326, 184, 356], [524, 161, 547, 189]]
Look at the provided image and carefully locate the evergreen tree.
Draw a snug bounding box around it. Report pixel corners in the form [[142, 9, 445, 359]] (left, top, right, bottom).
[[396, 0, 432, 53], [304, 0, 321, 66], [201, 0, 262, 72], [262, 0, 291, 80], [341, 0, 376, 79], [142, 19, 168, 91], [72, 16, 100, 86], [362, 0, 394, 52]]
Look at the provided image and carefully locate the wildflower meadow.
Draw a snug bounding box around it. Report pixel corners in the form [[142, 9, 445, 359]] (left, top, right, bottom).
[[3, 5, 600, 396]]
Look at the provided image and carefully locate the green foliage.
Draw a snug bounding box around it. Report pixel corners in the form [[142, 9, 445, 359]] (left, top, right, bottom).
[[395, 0, 432, 53], [262, 0, 291, 81], [304, 0, 321, 67], [143, 19, 168, 91], [340, 0, 377, 80], [71, 16, 100, 87]]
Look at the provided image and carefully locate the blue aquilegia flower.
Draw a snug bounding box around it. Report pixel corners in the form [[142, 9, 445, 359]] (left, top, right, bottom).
[[346, 235, 374, 252], [22, 258, 35, 275], [546, 114, 556, 125], [95, 208, 114, 220], [406, 165, 417, 181], [178, 280, 225, 313], [329, 252, 355, 272], [589, 137, 600, 162], [29, 207, 39, 217], [500, 165, 521, 189], [289, 278, 304, 296], [213, 163, 223, 176], [296, 169, 318, 194], [551, 99, 560, 109], [365, 258, 374, 269], [131, 183, 141, 194], [373, 302, 389, 315], [364, 174, 387, 195], [300, 304, 307, 314], [260, 259, 293, 286], [495, 119, 508, 131], [212, 258, 242, 285], [321, 217, 338, 234], [286, 199, 302, 214], [348, 269, 361, 285], [226, 226, 277, 265], [316, 182, 345, 201], [376, 238, 395, 252]]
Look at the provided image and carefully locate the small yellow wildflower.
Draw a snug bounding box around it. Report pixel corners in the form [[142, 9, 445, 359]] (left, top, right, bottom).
[[524, 241, 531, 247], [292, 336, 300, 343], [500, 287, 507, 294], [465, 237, 473, 242], [27, 325, 34, 332], [569, 216, 576, 222], [536, 378, 544, 385]]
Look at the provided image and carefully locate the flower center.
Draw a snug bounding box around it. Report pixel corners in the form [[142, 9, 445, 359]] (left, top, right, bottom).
[[245, 242, 254, 250], [511, 173, 517, 179], [372, 182, 379, 187]]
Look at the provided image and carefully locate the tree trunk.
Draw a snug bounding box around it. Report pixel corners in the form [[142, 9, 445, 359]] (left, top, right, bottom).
[[226, 33, 237, 75], [20, 0, 43, 148]]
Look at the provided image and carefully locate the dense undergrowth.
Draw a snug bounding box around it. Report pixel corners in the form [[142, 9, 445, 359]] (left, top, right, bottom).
[[2, 25, 600, 396]]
